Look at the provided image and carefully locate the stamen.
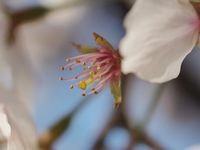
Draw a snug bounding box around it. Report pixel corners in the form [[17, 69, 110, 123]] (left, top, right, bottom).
[[86, 73, 113, 96], [97, 64, 113, 77], [95, 58, 111, 66], [62, 71, 90, 82], [66, 53, 108, 62], [61, 39, 121, 103], [63, 62, 78, 70], [95, 72, 113, 89], [78, 75, 95, 90]]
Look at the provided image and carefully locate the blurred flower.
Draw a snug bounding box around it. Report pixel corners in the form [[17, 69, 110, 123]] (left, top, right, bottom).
[[0, 100, 38, 150], [0, 105, 11, 144], [61, 33, 121, 107], [120, 0, 200, 83]]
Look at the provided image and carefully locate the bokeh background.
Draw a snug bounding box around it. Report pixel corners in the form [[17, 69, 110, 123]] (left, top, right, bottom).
[[0, 0, 200, 150]]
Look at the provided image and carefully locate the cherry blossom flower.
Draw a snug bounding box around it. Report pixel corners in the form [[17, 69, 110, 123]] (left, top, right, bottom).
[[120, 0, 200, 83], [60, 33, 121, 107]]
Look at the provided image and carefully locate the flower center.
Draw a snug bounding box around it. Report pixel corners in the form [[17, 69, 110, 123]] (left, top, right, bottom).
[[60, 48, 121, 96]]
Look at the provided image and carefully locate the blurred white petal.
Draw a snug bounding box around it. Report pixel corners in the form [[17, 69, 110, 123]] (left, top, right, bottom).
[[16, 5, 88, 74], [0, 105, 11, 143], [0, 94, 38, 149], [120, 0, 199, 83]]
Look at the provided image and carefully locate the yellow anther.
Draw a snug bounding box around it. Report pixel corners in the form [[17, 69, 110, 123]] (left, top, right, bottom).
[[79, 75, 95, 90], [79, 81, 87, 90]]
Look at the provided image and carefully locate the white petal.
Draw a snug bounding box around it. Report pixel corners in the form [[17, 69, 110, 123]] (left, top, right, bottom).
[[120, 0, 199, 83]]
